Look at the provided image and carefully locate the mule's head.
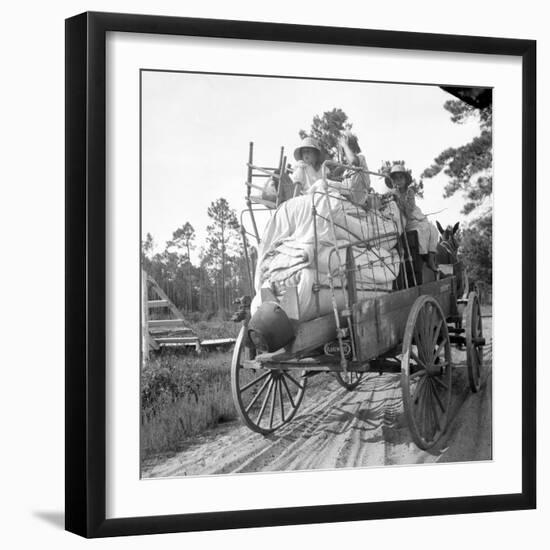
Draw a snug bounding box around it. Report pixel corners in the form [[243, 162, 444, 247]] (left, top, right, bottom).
[[436, 221, 460, 251]]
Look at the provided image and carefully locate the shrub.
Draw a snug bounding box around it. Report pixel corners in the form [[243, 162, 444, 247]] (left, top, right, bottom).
[[140, 351, 237, 457]]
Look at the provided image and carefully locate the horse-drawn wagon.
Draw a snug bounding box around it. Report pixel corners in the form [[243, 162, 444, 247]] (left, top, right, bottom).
[[231, 143, 484, 450]]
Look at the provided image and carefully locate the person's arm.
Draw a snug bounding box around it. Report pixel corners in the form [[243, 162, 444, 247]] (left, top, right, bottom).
[[356, 153, 371, 190], [288, 164, 306, 196], [338, 135, 357, 166], [394, 187, 416, 218]]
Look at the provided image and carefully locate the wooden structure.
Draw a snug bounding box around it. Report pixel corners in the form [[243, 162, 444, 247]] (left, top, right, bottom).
[[141, 270, 201, 355], [231, 156, 485, 450]]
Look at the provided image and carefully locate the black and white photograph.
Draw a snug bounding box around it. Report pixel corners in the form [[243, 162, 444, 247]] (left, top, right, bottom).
[[139, 71, 493, 478], [0, 0, 544, 543]]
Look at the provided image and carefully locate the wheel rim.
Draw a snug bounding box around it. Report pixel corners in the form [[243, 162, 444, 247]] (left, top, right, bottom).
[[334, 371, 364, 390], [465, 291, 483, 392], [231, 326, 306, 434], [401, 296, 453, 450]]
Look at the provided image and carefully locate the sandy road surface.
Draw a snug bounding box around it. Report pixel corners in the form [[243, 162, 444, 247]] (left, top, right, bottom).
[[143, 317, 492, 478]]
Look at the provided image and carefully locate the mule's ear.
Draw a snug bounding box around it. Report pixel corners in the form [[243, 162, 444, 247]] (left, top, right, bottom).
[[436, 221, 444, 235], [453, 222, 460, 234]]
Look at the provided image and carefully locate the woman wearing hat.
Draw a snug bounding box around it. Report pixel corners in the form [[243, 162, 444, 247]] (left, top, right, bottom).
[[291, 137, 325, 193], [387, 163, 440, 273]]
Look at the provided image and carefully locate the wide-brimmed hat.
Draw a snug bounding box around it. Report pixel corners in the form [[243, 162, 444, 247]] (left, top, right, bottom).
[[386, 163, 412, 188], [293, 137, 323, 161]]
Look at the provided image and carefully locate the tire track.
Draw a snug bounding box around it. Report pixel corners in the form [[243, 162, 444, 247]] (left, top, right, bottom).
[[144, 319, 492, 478]]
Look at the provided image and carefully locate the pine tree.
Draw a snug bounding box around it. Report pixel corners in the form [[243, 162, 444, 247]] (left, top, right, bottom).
[[205, 198, 240, 312], [299, 108, 352, 161], [422, 99, 492, 215], [167, 222, 195, 311]]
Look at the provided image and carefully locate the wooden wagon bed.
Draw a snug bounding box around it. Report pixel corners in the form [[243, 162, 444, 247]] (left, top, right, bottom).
[[247, 276, 457, 370]]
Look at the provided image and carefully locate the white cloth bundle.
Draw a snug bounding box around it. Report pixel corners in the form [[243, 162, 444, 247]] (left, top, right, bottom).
[[252, 183, 402, 322]]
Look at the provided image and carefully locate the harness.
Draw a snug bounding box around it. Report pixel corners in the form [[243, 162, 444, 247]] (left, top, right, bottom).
[[439, 239, 456, 256]]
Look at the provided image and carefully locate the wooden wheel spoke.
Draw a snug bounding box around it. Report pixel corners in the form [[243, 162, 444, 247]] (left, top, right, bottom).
[[425, 310, 437, 361], [424, 306, 434, 352], [278, 378, 285, 423], [430, 378, 446, 413], [427, 383, 441, 432], [420, 381, 436, 437], [420, 384, 428, 439], [283, 371, 305, 391], [465, 293, 483, 392], [244, 374, 272, 413], [413, 325, 422, 349], [269, 379, 277, 428], [477, 313, 483, 334], [410, 349, 427, 370], [239, 370, 270, 393], [432, 319, 443, 348], [255, 379, 275, 425], [281, 376, 296, 409], [413, 324, 426, 363], [412, 376, 426, 405], [432, 375, 449, 391], [418, 309, 429, 361]]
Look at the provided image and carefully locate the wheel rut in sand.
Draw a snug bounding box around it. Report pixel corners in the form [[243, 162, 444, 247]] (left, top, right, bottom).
[[143, 320, 492, 478]]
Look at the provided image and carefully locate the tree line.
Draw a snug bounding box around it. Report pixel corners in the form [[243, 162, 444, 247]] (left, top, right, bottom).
[[421, 93, 493, 295], [141, 197, 251, 319]]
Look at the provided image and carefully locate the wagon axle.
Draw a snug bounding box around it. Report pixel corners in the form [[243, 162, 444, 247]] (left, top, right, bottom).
[[449, 334, 486, 347]]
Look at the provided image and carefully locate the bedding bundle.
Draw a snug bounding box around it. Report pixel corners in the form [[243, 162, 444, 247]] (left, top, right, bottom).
[[251, 185, 403, 322]]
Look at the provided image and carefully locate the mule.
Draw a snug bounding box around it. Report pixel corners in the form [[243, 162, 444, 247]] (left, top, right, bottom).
[[435, 220, 460, 265], [435, 220, 474, 299]]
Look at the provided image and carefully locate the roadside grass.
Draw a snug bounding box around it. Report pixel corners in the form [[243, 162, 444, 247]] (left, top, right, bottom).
[[192, 319, 240, 341], [141, 349, 236, 459]]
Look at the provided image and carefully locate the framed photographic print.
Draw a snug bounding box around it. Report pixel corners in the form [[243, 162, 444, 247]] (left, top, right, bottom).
[[65, 11, 536, 538]]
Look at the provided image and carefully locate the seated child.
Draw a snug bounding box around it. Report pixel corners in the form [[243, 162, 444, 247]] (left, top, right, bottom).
[[386, 163, 440, 273], [291, 137, 324, 193]]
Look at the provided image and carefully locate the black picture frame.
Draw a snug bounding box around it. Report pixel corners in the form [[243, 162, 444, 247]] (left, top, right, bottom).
[[65, 11, 536, 538]]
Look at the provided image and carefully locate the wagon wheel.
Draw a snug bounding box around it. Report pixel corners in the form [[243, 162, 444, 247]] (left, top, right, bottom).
[[401, 295, 453, 450], [231, 326, 307, 435], [465, 291, 484, 392], [334, 371, 364, 391]]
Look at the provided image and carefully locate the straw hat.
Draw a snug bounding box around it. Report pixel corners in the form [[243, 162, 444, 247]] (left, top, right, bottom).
[[293, 137, 323, 161], [386, 163, 412, 188]]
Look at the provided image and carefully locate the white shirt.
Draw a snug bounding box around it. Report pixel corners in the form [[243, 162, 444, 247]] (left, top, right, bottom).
[[291, 161, 323, 193]]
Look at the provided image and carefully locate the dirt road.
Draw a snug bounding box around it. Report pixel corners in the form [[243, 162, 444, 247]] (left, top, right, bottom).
[[143, 317, 492, 478]]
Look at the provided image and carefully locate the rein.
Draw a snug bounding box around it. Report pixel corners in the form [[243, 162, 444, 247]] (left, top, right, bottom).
[[439, 239, 456, 256]]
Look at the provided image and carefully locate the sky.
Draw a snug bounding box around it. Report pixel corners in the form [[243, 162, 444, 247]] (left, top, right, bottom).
[[141, 70, 486, 262]]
